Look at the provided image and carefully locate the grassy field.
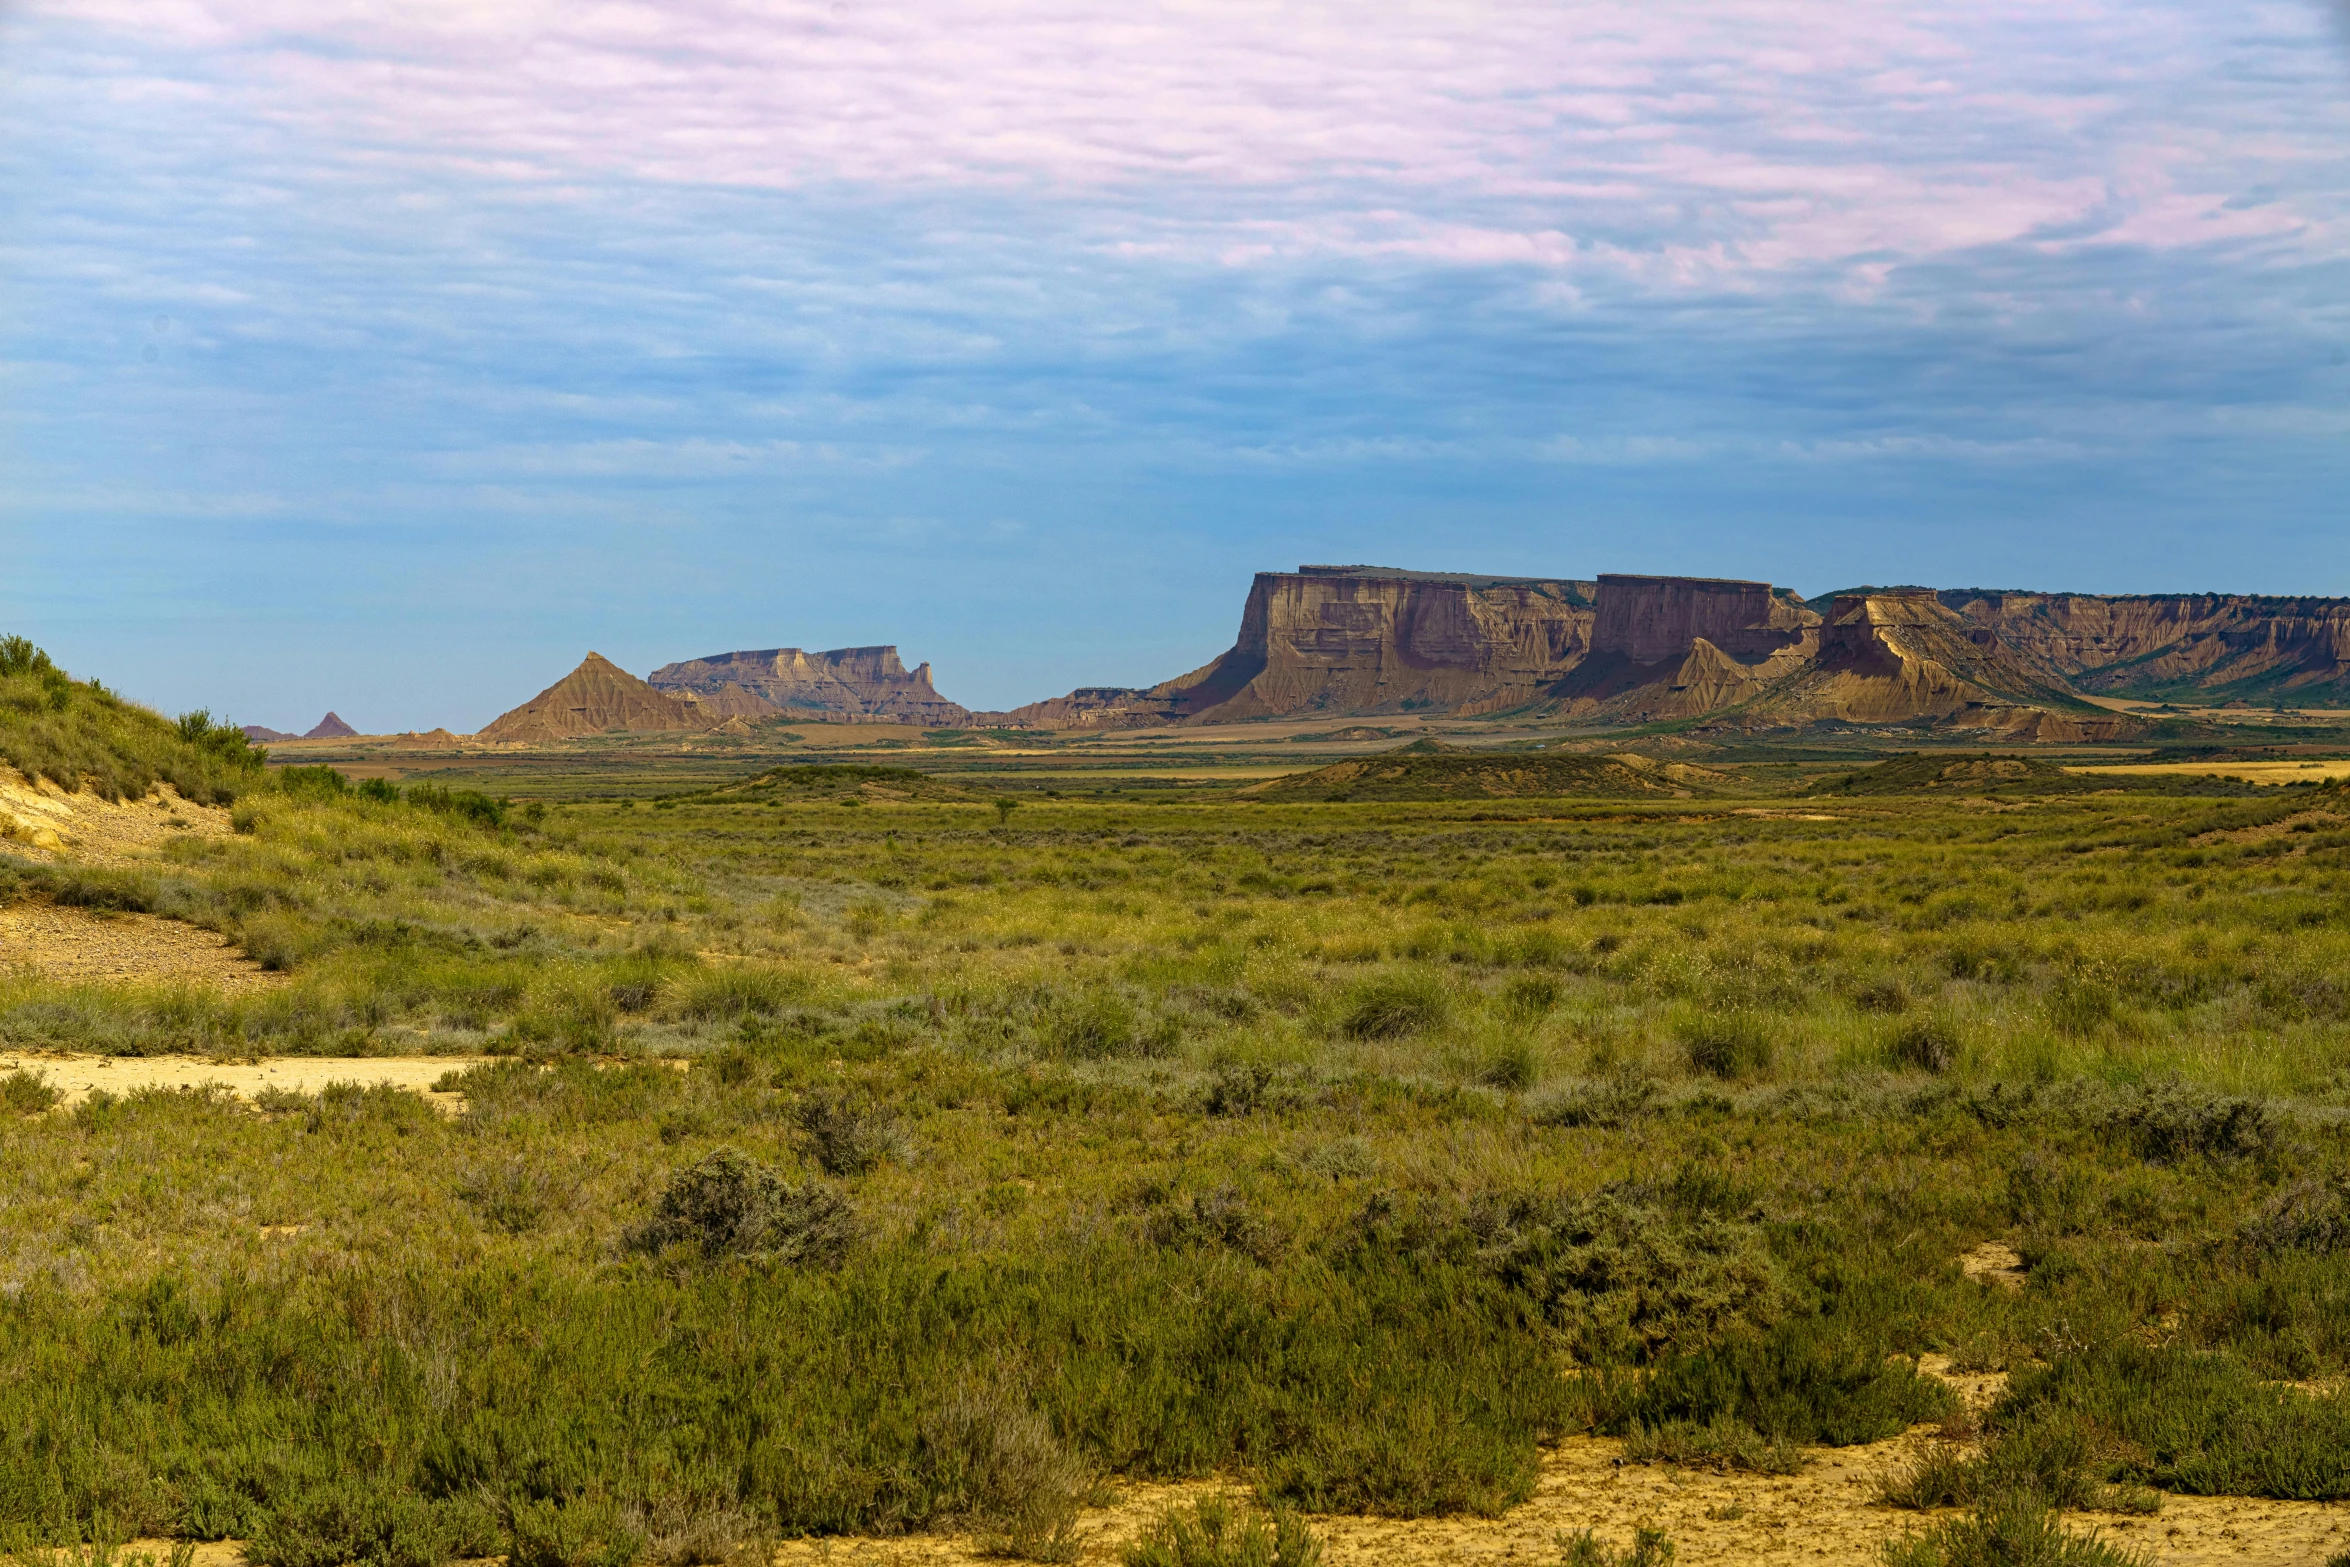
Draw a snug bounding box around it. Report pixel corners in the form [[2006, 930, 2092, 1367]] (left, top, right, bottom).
[[8, 682, 2350, 1564]]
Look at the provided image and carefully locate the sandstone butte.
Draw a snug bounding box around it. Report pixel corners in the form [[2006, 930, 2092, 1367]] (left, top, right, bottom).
[[477, 653, 710, 744], [648, 646, 969, 727], [465, 568, 2350, 745]]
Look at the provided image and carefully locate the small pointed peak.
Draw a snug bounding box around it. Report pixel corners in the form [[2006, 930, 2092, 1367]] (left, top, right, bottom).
[[304, 711, 358, 739]]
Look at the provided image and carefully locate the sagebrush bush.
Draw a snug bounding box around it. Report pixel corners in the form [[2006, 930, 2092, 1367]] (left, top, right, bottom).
[[1879, 1499, 2150, 1567]]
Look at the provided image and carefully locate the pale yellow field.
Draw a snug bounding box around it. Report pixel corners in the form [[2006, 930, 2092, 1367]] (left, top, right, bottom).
[[2066, 759, 2350, 783]]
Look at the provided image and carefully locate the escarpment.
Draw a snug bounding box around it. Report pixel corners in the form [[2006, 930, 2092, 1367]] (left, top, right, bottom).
[[1940, 591, 2350, 704], [1128, 566, 1598, 725]]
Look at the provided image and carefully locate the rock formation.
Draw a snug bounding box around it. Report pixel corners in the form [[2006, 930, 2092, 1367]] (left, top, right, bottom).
[[1054, 566, 1599, 727], [1739, 591, 2133, 738], [479, 653, 711, 743], [649, 647, 970, 726], [305, 712, 358, 740], [1938, 591, 2350, 704], [240, 725, 296, 743], [1545, 575, 1819, 721]]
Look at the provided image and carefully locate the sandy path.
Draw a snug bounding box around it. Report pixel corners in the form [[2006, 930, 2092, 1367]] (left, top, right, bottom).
[[0, 902, 285, 992], [0, 1053, 488, 1110]]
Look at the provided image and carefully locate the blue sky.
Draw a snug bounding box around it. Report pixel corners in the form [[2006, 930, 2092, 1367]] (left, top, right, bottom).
[[3, 1, 2348, 730]]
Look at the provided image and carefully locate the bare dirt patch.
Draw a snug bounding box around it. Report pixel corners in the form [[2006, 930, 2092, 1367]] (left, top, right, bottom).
[[1959, 1240, 2028, 1292], [0, 902, 284, 992], [0, 1053, 486, 1112], [765, 1434, 2349, 1565], [1, 765, 235, 866]]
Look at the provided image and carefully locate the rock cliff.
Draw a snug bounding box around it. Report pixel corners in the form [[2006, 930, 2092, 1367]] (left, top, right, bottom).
[[1108, 566, 1597, 726], [1741, 591, 2134, 738], [650, 646, 970, 726], [479, 653, 711, 743], [1545, 575, 1818, 721], [1938, 591, 2350, 704]]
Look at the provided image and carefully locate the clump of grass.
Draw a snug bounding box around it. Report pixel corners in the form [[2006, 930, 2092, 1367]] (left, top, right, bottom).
[[0, 1068, 58, 1115], [1889, 1016, 1960, 1074], [1340, 971, 1451, 1039], [1558, 1525, 1674, 1567], [1122, 1498, 1322, 1567], [1531, 1069, 1658, 1129], [1879, 1499, 2149, 1567], [626, 1148, 854, 1266], [1677, 1012, 1774, 1080], [1476, 1037, 1542, 1092]]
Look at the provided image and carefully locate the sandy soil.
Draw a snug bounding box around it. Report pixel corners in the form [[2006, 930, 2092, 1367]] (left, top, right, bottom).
[[759, 1432, 2349, 1566], [1, 765, 236, 865], [0, 1052, 486, 1111], [0, 901, 285, 992]]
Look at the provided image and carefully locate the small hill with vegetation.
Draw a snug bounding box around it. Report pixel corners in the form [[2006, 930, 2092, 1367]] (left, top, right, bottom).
[[1244, 746, 1713, 802], [1815, 752, 2259, 798], [0, 636, 266, 805], [695, 763, 997, 805]]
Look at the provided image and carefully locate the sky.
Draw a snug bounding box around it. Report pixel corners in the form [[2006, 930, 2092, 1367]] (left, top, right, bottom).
[[2, 1, 2348, 730]]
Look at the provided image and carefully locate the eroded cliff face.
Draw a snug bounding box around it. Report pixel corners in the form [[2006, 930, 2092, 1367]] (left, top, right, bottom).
[[1135, 567, 1597, 724], [1545, 575, 1819, 721], [1941, 592, 2350, 703], [650, 646, 971, 726], [1742, 592, 2134, 737], [480, 653, 711, 743]]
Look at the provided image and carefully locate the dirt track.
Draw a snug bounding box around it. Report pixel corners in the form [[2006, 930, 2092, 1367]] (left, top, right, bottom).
[[0, 902, 284, 992], [0, 1053, 485, 1110]]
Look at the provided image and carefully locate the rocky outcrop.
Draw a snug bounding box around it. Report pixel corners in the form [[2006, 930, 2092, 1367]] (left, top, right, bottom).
[[1740, 591, 2134, 737], [1545, 575, 1818, 721], [1115, 566, 1596, 726], [480, 653, 711, 743], [1940, 591, 2350, 704], [650, 646, 970, 726]]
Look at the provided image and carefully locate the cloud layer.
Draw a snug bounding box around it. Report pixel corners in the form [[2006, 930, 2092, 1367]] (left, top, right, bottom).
[[3, 0, 2348, 724]]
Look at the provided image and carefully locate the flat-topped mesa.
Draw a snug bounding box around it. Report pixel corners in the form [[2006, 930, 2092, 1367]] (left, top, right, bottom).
[[1939, 590, 2350, 704], [479, 653, 708, 743], [649, 646, 972, 726], [1133, 565, 1597, 725]]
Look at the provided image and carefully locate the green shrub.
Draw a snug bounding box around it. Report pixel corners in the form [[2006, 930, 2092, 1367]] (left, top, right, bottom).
[[1620, 1414, 1801, 1475], [1879, 1499, 2149, 1567], [0, 1068, 58, 1115], [247, 1478, 455, 1567], [793, 1088, 907, 1177], [627, 1148, 854, 1265], [1596, 1322, 1955, 1445], [1340, 972, 1451, 1039], [1122, 1498, 1321, 1567], [2240, 1176, 2350, 1256], [504, 1496, 644, 1567], [1558, 1526, 1674, 1567]]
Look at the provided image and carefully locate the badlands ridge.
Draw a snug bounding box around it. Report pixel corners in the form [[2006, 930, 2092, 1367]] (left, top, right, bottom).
[[380, 566, 2350, 745]]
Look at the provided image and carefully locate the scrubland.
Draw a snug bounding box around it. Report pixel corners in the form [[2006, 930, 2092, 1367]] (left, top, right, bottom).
[[6, 763, 2350, 1566]]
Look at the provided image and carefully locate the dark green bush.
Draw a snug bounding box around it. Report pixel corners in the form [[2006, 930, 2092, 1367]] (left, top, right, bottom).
[[247, 1478, 460, 1567], [627, 1148, 855, 1266], [1879, 1499, 2149, 1567]]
